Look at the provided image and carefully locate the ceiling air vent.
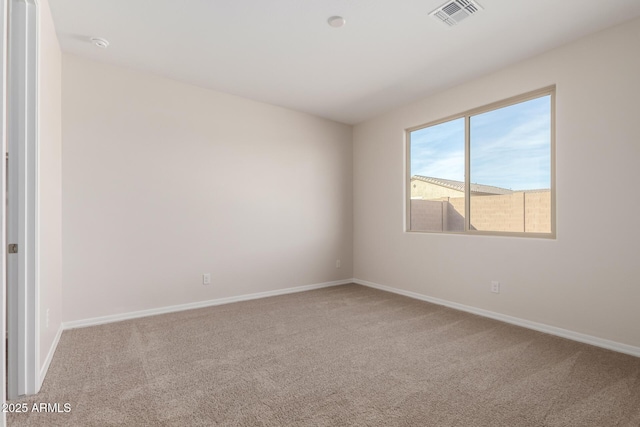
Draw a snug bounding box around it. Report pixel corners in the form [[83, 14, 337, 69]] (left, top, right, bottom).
[[429, 0, 483, 27]]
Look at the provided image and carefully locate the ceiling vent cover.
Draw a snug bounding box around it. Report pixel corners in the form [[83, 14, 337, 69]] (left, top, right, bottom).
[[429, 0, 483, 27]]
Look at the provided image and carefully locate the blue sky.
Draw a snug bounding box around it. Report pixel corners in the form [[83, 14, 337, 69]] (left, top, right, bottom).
[[410, 96, 551, 191]]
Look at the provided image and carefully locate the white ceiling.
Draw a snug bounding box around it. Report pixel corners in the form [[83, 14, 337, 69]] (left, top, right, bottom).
[[49, 0, 640, 124]]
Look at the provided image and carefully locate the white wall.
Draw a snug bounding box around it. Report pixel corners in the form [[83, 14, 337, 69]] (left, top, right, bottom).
[[38, 0, 62, 377], [353, 17, 640, 348], [61, 55, 353, 322]]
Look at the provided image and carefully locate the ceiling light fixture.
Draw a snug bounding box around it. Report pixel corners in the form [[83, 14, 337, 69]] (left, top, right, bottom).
[[90, 37, 109, 48], [327, 16, 346, 28]]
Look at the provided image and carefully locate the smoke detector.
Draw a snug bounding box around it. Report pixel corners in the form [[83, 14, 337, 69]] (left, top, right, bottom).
[[90, 37, 109, 48], [429, 0, 483, 27], [328, 16, 346, 28]]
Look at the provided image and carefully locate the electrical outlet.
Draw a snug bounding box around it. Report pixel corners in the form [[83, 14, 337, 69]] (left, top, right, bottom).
[[203, 273, 211, 285], [491, 281, 500, 294], [336, 259, 341, 269]]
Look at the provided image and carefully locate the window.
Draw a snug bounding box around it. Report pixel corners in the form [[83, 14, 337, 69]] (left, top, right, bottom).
[[407, 87, 555, 237]]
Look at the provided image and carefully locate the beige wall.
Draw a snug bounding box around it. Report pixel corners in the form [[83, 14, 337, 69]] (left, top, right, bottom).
[[410, 191, 550, 233], [411, 179, 463, 200], [61, 55, 353, 322], [410, 200, 447, 232], [354, 18, 640, 347], [38, 0, 62, 374], [454, 191, 550, 233], [522, 192, 551, 233]]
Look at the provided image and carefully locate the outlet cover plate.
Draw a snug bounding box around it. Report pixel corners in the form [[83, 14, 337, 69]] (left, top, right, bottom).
[[491, 281, 500, 293]]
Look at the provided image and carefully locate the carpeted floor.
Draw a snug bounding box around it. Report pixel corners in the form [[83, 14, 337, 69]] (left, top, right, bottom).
[[8, 284, 640, 426]]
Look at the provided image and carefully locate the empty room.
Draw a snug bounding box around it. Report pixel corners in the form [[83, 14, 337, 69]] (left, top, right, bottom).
[[2, 0, 640, 426]]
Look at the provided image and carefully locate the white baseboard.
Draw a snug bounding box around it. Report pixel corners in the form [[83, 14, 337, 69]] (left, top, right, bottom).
[[63, 279, 352, 330], [39, 324, 63, 391], [353, 278, 640, 358]]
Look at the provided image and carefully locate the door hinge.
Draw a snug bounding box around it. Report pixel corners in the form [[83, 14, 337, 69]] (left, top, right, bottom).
[[8, 244, 18, 254]]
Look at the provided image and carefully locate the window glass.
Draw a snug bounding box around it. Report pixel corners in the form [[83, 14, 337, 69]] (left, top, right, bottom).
[[469, 96, 551, 233], [407, 88, 554, 237], [409, 118, 465, 232]]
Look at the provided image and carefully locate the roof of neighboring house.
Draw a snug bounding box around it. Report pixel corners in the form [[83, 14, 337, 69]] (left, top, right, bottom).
[[521, 189, 551, 193], [411, 175, 513, 195]]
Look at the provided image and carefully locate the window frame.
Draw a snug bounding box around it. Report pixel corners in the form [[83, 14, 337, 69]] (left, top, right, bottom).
[[405, 86, 556, 238]]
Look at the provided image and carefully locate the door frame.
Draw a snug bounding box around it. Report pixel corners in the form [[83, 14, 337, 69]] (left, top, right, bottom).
[[1, 0, 8, 420], [6, 0, 40, 399]]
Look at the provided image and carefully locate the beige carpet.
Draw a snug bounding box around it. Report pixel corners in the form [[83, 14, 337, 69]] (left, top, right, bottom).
[[8, 284, 640, 426]]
